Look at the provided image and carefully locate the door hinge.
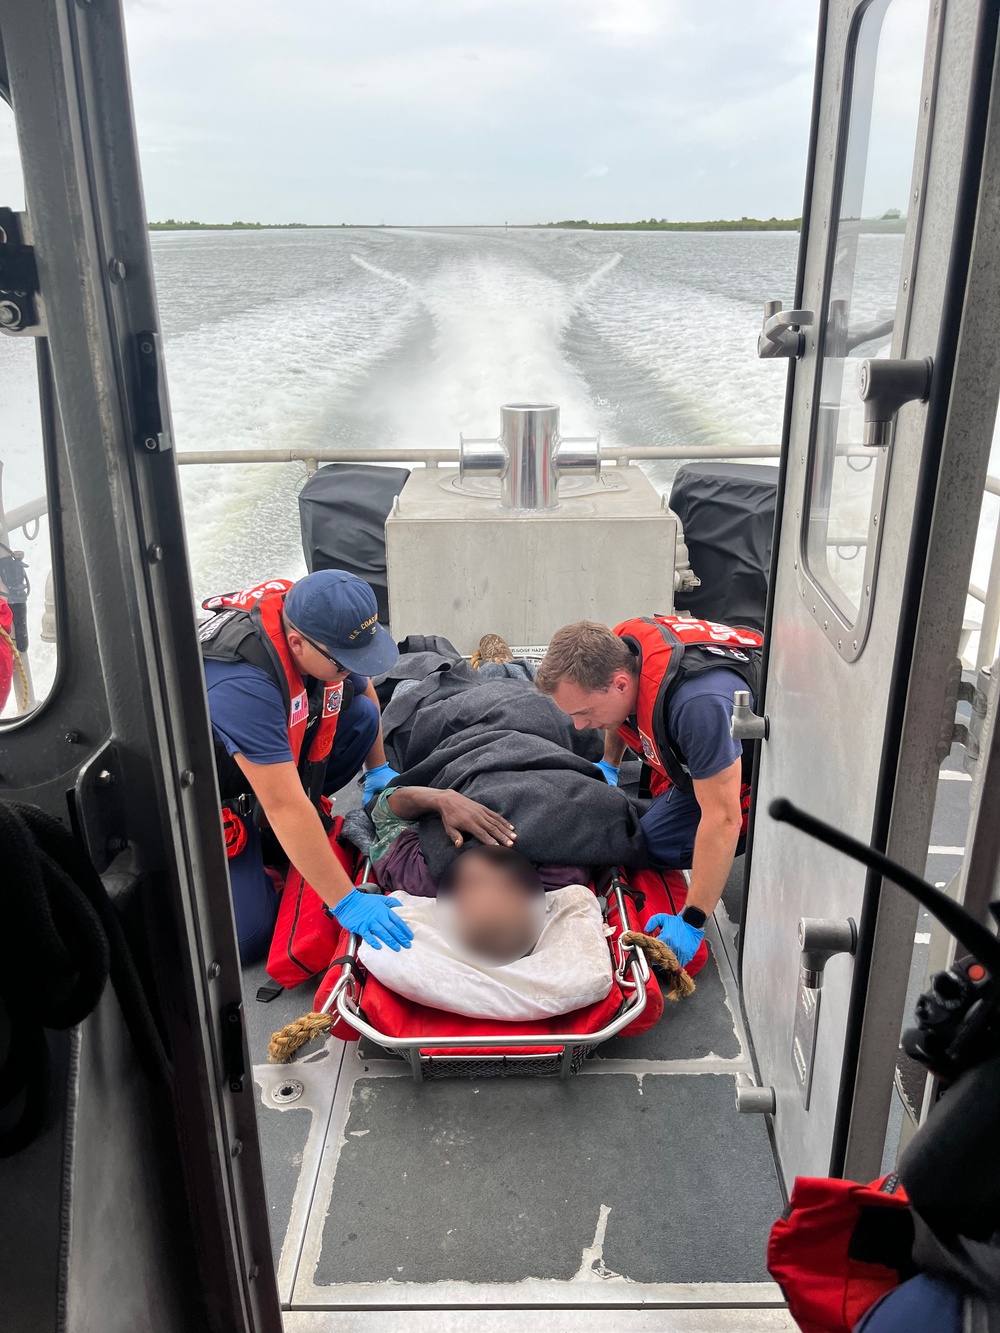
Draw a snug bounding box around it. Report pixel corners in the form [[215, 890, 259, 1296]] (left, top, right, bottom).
[[942, 658, 989, 770], [134, 330, 172, 453], [222, 1000, 247, 1093]]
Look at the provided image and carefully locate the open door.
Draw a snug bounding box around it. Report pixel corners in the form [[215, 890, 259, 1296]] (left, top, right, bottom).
[[744, 0, 1000, 1183]]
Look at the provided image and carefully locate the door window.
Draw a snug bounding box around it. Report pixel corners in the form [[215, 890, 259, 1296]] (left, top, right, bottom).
[[803, 0, 928, 647], [0, 97, 57, 718]]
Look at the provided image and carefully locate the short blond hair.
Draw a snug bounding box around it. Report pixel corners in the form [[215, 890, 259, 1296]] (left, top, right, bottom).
[[536, 621, 637, 694]]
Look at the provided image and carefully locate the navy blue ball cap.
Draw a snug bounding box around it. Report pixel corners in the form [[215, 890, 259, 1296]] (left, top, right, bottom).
[[284, 570, 399, 675]]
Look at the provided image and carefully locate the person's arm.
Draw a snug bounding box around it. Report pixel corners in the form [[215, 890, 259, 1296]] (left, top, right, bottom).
[[361, 679, 388, 771], [387, 786, 516, 848], [685, 756, 744, 916], [236, 752, 412, 950], [234, 754, 354, 908], [603, 731, 628, 766]]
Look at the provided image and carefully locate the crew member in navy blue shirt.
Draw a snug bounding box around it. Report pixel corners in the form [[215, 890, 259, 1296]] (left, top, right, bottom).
[[537, 620, 756, 969], [201, 570, 411, 964]]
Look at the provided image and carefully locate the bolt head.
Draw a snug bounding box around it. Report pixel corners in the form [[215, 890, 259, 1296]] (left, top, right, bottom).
[[208, 960, 222, 979], [108, 258, 126, 283], [0, 300, 22, 328]]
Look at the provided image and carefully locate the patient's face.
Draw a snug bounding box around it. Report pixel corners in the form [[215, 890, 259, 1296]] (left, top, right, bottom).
[[441, 862, 544, 965]]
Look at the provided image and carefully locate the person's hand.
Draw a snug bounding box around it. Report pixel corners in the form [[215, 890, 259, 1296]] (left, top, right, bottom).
[[435, 791, 516, 848], [331, 887, 413, 951], [644, 913, 704, 968], [595, 760, 620, 786], [363, 763, 399, 804]]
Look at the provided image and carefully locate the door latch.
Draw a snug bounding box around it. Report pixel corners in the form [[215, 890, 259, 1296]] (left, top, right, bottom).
[[858, 356, 932, 447], [731, 689, 768, 741], [757, 300, 813, 360], [0, 207, 44, 336]]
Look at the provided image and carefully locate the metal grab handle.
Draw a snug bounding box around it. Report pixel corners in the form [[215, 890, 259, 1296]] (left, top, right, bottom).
[[798, 916, 857, 988], [731, 689, 769, 741]]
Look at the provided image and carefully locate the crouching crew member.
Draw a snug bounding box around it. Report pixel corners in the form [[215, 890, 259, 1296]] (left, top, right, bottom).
[[536, 616, 763, 968], [199, 569, 412, 963]]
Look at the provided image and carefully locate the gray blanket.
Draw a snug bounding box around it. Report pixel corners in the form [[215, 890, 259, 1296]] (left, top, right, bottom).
[[384, 677, 649, 879]]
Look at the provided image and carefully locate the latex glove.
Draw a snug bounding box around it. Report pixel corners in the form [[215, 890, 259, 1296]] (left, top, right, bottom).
[[332, 887, 413, 951], [644, 913, 704, 969], [595, 760, 620, 786], [362, 763, 399, 804]]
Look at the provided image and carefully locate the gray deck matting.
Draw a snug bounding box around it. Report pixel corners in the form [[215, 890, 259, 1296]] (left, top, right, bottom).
[[313, 1072, 780, 1287], [254, 1092, 315, 1267], [594, 948, 741, 1061]]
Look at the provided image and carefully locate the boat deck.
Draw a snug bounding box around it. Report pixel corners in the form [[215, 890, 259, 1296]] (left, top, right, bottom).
[[241, 749, 971, 1329], [242, 797, 788, 1325]]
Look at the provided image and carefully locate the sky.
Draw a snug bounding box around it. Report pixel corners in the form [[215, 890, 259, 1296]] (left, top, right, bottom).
[[98, 0, 821, 226]]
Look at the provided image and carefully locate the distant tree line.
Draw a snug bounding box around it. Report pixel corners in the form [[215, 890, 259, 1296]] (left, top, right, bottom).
[[148, 219, 313, 230], [545, 217, 802, 232]]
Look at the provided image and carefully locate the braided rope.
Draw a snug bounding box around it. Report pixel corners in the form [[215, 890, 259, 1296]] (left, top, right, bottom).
[[0, 621, 29, 713], [268, 1011, 333, 1063], [620, 930, 696, 1001]]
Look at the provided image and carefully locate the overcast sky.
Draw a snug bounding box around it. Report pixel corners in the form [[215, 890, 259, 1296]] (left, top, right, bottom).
[[105, 0, 821, 226]]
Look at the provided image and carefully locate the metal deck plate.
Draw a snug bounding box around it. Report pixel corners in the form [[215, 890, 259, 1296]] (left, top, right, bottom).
[[309, 1070, 780, 1288]]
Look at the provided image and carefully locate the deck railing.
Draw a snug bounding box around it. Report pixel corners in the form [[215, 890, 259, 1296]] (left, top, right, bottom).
[[4, 444, 1000, 710]]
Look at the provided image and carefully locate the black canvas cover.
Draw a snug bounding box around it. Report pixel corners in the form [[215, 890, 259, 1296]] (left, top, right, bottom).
[[669, 462, 778, 631], [298, 463, 411, 631]]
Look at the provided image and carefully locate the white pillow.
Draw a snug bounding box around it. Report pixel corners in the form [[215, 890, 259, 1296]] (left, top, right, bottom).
[[358, 885, 614, 1022]]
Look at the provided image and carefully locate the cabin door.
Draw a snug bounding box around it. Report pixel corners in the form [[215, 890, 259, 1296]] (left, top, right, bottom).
[[743, 0, 1000, 1184]]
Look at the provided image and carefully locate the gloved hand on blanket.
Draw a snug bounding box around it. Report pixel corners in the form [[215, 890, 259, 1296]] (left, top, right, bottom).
[[328, 888, 413, 951], [644, 912, 704, 969], [595, 760, 620, 786], [363, 763, 399, 804]]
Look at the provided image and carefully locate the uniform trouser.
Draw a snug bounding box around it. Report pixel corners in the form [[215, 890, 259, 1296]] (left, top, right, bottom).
[[639, 783, 748, 870], [227, 693, 380, 965]]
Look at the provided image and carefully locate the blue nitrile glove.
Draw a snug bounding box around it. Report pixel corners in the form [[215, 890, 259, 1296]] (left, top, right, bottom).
[[595, 760, 620, 786], [362, 763, 399, 804], [331, 887, 413, 951], [644, 913, 704, 969]]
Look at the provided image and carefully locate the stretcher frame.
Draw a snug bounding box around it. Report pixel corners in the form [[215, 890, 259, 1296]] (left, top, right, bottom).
[[327, 869, 650, 1082]]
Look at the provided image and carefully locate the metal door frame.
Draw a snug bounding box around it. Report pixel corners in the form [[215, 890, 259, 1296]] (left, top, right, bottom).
[[0, 2, 279, 1328], [742, 0, 1000, 1182]]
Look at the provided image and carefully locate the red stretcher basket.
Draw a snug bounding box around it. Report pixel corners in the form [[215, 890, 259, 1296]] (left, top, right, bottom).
[[313, 861, 682, 1082]]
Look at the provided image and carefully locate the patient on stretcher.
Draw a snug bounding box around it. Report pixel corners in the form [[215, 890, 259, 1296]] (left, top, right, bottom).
[[357, 845, 614, 1021], [438, 846, 545, 965]]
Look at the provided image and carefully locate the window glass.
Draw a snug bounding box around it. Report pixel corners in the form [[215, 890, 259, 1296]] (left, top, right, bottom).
[[804, 0, 927, 628], [0, 98, 57, 718]]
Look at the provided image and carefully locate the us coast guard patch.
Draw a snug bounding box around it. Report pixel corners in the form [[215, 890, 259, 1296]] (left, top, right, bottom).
[[639, 731, 660, 765], [323, 682, 343, 716]]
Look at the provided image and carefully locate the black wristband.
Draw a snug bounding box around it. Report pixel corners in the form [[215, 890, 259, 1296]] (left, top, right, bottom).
[[681, 905, 707, 930]]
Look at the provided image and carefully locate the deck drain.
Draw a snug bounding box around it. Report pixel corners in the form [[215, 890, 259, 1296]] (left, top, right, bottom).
[[271, 1078, 304, 1105]]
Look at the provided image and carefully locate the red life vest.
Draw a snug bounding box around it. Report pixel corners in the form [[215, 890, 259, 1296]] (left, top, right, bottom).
[[199, 578, 344, 805], [613, 615, 763, 794], [0, 597, 13, 714]]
